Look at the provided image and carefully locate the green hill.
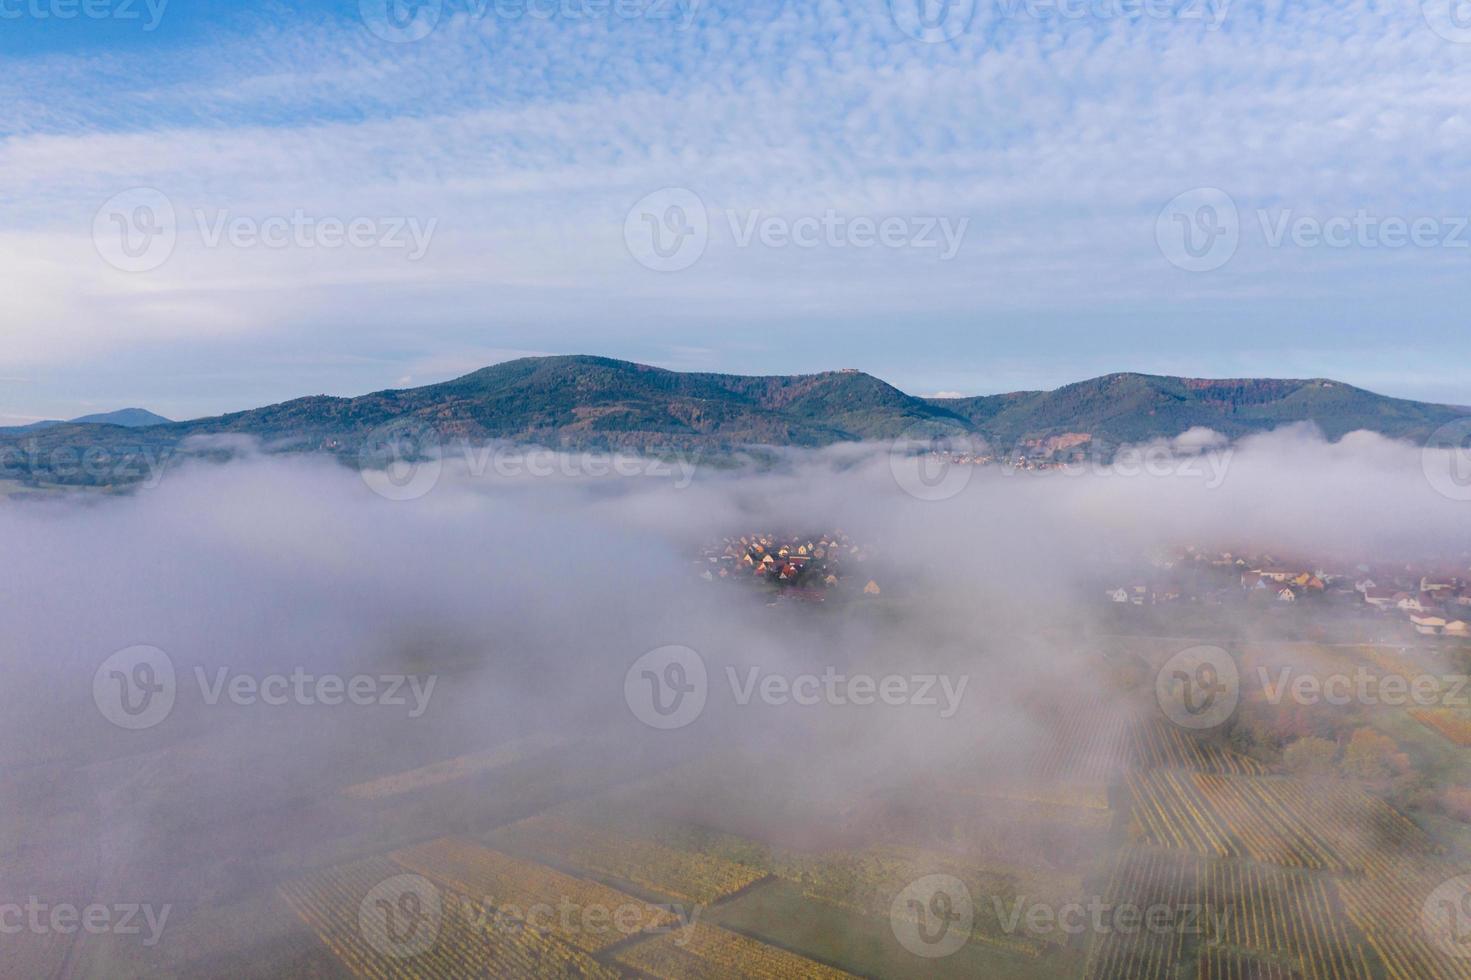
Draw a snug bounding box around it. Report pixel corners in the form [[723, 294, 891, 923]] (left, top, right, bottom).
[[1, 356, 1464, 487]]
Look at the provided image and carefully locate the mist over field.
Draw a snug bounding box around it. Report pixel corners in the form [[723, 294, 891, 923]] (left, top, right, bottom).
[[4, 427, 1469, 976]]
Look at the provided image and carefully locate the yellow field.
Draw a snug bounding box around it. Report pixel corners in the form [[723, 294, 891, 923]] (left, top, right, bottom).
[[278, 856, 621, 979], [1410, 708, 1471, 747], [1132, 719, 1268, 776], [342, 734, 573, 800], [488, 814, 767, 904], [614, 923, 858, 979], [389, 838, 675, 953]]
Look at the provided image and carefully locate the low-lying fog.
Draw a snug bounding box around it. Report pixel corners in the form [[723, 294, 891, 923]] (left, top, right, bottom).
[[3, 425, 1468, 976]]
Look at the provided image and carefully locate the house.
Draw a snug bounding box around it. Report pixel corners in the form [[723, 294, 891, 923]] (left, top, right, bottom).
[[1107, 588, 1131, 604], [1277, 586, 1298, 602], [1363, 587, 1398, 609], [1445, 620, 1470, 636], [863, 580, 882, 596], [1396, 593, 1432, 614], [1412, 613, 1448, 636]]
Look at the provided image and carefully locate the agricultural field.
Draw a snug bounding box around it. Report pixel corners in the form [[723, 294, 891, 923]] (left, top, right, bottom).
[[486, 814, 768, 905], [278, 855, 621, 979], [1125, 770, 1432, 873], [388, 838, 676, 953], [1411, 707, 1471, 747], [613, 923, 858, 979]]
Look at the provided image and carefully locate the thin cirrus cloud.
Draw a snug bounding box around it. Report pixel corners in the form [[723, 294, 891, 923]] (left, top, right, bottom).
[[2, 0, 1471, 418]]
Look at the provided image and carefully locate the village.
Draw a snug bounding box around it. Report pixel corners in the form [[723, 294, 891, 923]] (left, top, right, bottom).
[[1104, 546, 1471, 638], [693, 531, 883, 604]]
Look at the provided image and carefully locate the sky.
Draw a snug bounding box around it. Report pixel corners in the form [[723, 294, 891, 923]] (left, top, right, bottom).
[[2, 0, 1469, 424]]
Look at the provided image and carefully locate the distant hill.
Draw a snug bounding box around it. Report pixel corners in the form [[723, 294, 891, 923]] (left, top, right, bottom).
[[1, 408, 172, 433], [927, 373, 1466, 445], [1, 356, 1465, 487]]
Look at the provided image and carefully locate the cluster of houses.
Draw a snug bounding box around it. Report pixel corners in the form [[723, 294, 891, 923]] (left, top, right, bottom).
[[1106, 548, 1471, 637], [695, 531, 882, 601]]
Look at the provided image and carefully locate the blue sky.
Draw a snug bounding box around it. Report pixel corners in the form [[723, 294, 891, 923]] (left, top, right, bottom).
[[2, 0, 1469, 423]]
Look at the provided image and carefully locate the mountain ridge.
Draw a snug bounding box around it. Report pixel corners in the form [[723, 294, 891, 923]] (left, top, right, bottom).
[[2, 356, 1465, 487]]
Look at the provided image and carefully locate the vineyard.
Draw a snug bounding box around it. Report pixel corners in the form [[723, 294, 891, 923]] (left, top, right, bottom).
[[1197, 948, 1303, 979], [1085, 849, 1371, 980], [278, 856, 621, 979], [1125, 771, 1434, 873], [388, 838, 676, 953], [487, 814, 767, 904], [1410, 708, 1471, 747], [1338, 859, 1471, 980], [614, 924, 858, 979], [1031, 696, 1266, 785]]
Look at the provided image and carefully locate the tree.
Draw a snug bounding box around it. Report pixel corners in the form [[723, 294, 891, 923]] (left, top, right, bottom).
[[1339, 728, 1410, 785], [1282, 736, 1337, 775]]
